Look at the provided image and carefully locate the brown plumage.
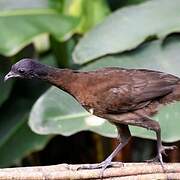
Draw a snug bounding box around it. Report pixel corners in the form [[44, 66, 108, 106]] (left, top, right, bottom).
[[4, 59, 179, 173]]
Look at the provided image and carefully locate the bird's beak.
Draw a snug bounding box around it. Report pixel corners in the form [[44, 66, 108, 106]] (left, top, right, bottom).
[[4, 71, 20, 82]]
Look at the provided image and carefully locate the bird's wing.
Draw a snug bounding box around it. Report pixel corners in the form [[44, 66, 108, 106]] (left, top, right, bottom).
[[131, 70, 179, 103], [98, 69, 179, 113]]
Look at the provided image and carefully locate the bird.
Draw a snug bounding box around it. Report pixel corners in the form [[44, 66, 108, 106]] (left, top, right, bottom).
[[4, 58, 179, 172]]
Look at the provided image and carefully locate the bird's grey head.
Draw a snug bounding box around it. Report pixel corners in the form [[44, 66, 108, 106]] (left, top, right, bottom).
[[4, 58, 48, 81]]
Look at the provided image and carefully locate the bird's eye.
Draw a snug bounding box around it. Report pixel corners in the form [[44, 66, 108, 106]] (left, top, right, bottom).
[[18, 69, 25, 74]]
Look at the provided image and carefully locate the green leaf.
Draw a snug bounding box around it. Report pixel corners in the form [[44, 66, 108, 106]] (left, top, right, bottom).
[[83, 36, 180, 77], [0, 9, 79, 56], [0, 99, 50, 167], [29, 36, 180, 142], [0, 0, 49, 11], [62, 0, 110, 33], [73, 0, 180, 64]]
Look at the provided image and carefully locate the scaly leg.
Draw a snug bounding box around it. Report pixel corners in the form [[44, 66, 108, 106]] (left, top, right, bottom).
[[78, 124, 131, 171], [134, 112, 177, 169], [146, 128, 176, 166]]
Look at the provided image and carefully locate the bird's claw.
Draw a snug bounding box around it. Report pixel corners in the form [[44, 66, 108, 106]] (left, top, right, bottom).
[[146, 145, 177, 164], [77, 158, 113, 170], [76, 159, 112, 179], [146, 156, 159, 163], [77, 159, 123, 179]]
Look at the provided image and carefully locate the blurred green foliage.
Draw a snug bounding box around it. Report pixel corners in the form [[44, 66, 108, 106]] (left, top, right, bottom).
[[0, 0, 180, 167]]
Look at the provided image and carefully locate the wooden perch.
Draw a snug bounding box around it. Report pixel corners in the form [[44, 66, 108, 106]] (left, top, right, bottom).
[[0, 162, 180, 180]]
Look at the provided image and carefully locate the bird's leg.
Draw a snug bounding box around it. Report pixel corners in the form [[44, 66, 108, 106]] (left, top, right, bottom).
[[97, 124, 131, 170], [78, 124, 131, 171], [147, 129, 177, 165], [134, 112, 177, 169]]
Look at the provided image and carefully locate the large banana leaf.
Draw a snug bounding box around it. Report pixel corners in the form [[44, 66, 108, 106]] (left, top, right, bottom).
[[0, 9, 79, 56], [73, 0, 180, 64]]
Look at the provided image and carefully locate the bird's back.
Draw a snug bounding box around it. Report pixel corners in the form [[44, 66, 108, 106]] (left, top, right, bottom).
[[69, 67, 180, 115]]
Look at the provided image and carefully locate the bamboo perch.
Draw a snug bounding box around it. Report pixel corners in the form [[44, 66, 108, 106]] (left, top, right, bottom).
[[0, 163, 180, 180]]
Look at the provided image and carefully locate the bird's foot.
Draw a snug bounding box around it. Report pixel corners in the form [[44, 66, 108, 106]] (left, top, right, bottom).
[[77, 159, 123, 178], [78, 158, 113, 170], [159, 145, 177, 156], [146, 145, 177, 167]]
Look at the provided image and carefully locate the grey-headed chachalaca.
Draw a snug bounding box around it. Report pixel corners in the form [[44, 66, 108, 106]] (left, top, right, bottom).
[[5, 59, 179, 171]]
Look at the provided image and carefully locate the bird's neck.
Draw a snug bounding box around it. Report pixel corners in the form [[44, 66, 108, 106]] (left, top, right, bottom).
[[42, 67, 79, 94]]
